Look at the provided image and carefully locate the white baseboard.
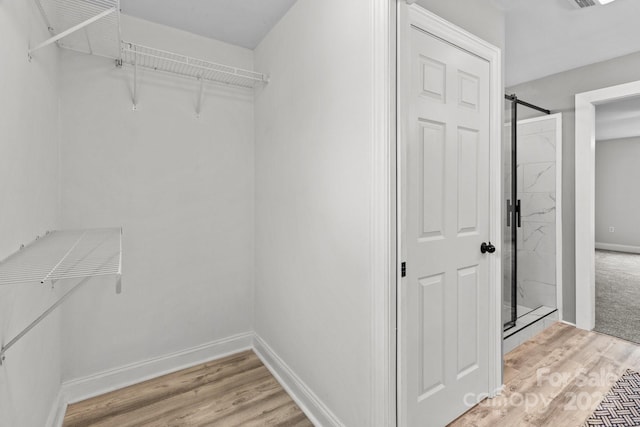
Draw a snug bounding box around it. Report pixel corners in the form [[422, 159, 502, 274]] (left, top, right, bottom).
[[61, 331, 253, 405], [253, 334, 344, 427], [595, 242, 640, 254], [52, 332, 341, 427], [45, 390, 67, 427]]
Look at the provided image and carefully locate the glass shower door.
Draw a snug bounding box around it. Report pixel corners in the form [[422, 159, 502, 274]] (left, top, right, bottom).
[[503, 98, 516, 330], [504, 95, 556, 332]]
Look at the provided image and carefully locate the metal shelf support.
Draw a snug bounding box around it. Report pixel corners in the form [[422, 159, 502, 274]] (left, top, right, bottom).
[[132, 47, 139, 111], [196, 77, 205, 117]]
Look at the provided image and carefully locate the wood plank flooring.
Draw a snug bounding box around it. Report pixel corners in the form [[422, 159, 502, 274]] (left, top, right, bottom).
[[63, 350, 313, 427], [450, 322, 640, 427], [64, 324, 640, 426]]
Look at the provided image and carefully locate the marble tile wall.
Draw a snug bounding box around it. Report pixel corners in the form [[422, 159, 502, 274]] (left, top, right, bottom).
[[516, 119, 557, 311]]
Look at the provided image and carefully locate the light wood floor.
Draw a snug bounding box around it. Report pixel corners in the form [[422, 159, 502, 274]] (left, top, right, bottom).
[[64, 323, 640, 427], [63, 350, 313, 427], [450, 322, 640, 427]]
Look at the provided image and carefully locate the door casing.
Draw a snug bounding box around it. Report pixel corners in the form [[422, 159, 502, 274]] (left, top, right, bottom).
[[575, 80, 640, 330]]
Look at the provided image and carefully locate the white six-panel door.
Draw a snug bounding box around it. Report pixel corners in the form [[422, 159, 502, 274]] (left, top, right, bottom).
[[398, 4, 495, 426]]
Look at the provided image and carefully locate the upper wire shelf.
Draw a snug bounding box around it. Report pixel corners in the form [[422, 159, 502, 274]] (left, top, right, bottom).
[[0, 228, 122, 286], [120, 42, 269, 89], [29, 0, 268, 107], [32, 0, 121, 59]]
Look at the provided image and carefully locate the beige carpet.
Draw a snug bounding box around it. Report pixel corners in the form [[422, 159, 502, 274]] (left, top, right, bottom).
[[595, 249, 640, 344]]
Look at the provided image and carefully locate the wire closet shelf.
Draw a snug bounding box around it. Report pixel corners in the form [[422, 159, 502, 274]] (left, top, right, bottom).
[[32, 0, 121, 59], [29, 0, 269, 91], [0, 228, 122, 365], [120, 42, 269, 89], [0, 228, 122, 286]]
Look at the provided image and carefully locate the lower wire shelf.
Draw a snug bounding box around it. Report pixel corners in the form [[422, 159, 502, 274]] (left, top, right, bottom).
[[0, 228, 122, 365]]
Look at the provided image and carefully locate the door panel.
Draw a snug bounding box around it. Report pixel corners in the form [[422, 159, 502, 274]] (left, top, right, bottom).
[[400, 6, 492, 426], [457, 127, 480, 233], [457, 265, 479, 377], [420, 120, 446, 239], [419, 274, 445, 397]]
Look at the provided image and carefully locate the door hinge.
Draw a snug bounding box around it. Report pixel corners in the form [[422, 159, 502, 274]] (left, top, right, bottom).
[[401, 262, 406, 277]]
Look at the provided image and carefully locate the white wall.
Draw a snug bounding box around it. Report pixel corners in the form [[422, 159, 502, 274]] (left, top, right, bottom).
[[254, 2, 504, 425], [59, 15, 255, 384], [595, 137, 640, 249], [254, 0, 375, 425], [0, 1, 61, 426], [508, 51, 640, 323]]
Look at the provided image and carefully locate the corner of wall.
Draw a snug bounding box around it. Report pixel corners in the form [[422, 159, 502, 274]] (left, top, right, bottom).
[[252, 334, 345, 427]]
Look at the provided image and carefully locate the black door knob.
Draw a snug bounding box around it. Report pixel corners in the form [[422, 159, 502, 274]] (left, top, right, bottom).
[[481, 242, 496, 254]]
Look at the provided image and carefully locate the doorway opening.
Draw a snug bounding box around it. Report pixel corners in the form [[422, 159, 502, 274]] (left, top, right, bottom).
[[575, 80, 640, 331], [592, 95, 640, 343]]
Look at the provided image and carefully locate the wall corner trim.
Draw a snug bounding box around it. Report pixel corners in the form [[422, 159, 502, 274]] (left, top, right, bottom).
[[252, 334, 345, 427], [60, 331, 253, 405], [46, 390, 67, 427]]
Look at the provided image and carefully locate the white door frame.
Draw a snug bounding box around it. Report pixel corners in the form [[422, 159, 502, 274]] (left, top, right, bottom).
[[575, 80, 640, 330], [396, 3, 503, 421], [370, 0, 397, 425]]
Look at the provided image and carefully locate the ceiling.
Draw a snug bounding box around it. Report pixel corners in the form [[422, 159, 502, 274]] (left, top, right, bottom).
[[120, 0, 640, 84], [596, 96, 640, 141], [504, 0, 640, 86], [120, 0, 297, 50]]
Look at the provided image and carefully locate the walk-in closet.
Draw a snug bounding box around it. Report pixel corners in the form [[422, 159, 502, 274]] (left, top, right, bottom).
[[1, 0, 383, 425]]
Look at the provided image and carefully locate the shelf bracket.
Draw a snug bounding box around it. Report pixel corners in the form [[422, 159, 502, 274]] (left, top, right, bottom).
[[84, 27, 93, 55], [0, 276, 88, 366], [196, 77, 205, 117], [28, 7, 116, 58], [116, 228, 122, 294], [132, 45, 138, 111]]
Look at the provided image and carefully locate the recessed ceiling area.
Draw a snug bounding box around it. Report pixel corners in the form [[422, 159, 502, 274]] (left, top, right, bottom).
[[596, 96, 640, 141], [121, 0, 298, 50], [505, 0, 640, 86]]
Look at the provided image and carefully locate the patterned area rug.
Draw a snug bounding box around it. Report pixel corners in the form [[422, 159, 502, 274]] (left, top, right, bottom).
[[584, 370, 640, 426]]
